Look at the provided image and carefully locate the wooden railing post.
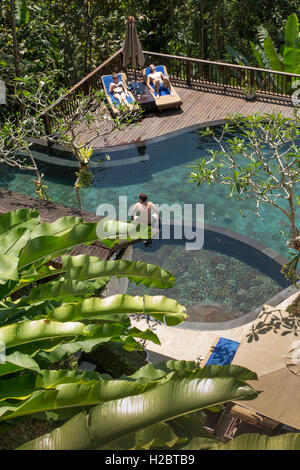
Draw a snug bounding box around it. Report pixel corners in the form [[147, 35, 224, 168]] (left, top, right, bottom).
[[186, 61, 191, 86]]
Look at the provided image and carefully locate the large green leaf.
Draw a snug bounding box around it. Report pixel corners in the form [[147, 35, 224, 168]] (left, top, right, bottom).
[[0, 299, 60, 327], [98, 422, 187, 450], [21, 279, 95, 304], [0, 227, 31, 258], [29, 216, 84, 239], [3, 321, 156, 360], [0, 352, 41, 377], [0, 368, 103, 402], [0, 319, 87, 350], [63, 258, 176, 289], [0, 255, 19, 283], [263, 37, 284, 71], [131, 362, 258, 382], [208, 432, 300, 450], [0, 209, 39, 237], [99, 412, 214, 450], [283, 13, 300, 73], [0, 372, 37, 401], [48, 294, 187, 326], [225, 44, 250, 66], [17, 366, 258, 450], [61, 254, 104, 268], [250, 41, 266, 69], [0, 371, 166, 422], [18, 220, 151, 269]]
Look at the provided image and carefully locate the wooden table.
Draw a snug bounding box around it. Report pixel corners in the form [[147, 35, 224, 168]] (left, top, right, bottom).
[[134, 84, 155, 112]]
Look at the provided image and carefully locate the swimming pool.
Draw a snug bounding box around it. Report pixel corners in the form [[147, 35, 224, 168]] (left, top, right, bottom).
[[5, 130, 298, 255], [127, 224, 290, 322], [1, 128, 298, 320]]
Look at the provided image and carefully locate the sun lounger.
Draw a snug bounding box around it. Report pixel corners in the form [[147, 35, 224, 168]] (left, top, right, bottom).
[[101, 73, 136, 116], [143, 65, 182, 111], [200, 336, 240, 368]]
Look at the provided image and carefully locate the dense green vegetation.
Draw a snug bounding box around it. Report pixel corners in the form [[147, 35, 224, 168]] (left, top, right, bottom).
[[227, 13, 300, 75], [0, 208, 262, 450], [1, 0, 299, 91]]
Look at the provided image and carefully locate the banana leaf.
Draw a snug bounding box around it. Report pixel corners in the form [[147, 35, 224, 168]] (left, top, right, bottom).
[[263, 37, 284, 72], [0, 352, 41, 377], [184, 432, 300, 450], [48, 294, 187, 326], [17, 365, 258, 450], [62, 258, 176, 289], [283, 13, 300, 73], [18, 219, 151, 269], [0, 209, 39, 236]]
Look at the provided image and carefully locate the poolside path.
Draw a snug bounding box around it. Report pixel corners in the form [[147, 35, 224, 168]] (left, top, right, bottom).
[[76, 83, 296, 152]]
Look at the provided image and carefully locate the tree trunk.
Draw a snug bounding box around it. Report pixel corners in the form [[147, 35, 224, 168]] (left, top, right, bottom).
[[75, 185, 83, 211], [10, 0, 20, 77], [199, 0, 204, 59]]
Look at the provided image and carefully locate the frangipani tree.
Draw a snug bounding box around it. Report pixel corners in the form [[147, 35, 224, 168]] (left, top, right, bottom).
[[189, 112, 300, 282], [1, 74, 141, 207]]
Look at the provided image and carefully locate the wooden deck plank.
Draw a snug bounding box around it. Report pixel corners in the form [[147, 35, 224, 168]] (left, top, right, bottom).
[[72, 85, 295, 151]]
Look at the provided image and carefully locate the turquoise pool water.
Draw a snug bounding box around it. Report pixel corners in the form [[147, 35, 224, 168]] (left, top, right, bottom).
[[4, 130, 298, 257], [1, 129, 298, 320]]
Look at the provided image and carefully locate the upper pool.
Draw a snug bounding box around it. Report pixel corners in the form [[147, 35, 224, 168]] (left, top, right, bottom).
[[3, 128, 298, 257]]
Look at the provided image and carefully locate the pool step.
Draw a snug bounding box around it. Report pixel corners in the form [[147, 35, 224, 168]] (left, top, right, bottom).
[[18, 150, 150, 168]]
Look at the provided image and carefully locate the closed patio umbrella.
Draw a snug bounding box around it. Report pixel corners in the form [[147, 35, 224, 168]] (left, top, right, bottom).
[[122, 16, 145, 79]]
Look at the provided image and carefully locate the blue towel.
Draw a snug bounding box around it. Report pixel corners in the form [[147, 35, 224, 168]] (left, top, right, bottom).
[[144, 65, 171, 97], [102, 74, 134, 106], [205, 337, 240, 366]]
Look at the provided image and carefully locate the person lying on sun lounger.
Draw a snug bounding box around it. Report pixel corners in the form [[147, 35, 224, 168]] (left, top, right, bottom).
[[109, 72, 131, 106], [146, 64, 174, 98]]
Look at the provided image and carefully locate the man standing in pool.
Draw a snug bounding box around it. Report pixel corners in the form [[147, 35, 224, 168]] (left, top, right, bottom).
[[131, 193, 160, 247]]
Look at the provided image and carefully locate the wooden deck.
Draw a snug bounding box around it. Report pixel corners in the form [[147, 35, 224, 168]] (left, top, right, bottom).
[[0, 188, 135, 261], [74, 83, 296, 152]]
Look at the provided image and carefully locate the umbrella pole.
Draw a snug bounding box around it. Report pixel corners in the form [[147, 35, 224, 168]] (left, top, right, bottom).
[[134, 67, 137, 81]]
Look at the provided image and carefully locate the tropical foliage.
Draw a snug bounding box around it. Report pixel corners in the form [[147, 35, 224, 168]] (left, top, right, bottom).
[[0, 209, 188, 438], [227, 13, 300, 74], [1, 0, 300, 451], [1, 0, 299, 89], [188, 112, 300, 282], [0, 208, 259, 450]]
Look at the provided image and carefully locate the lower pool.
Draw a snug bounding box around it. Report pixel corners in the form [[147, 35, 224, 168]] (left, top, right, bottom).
[[127, 225, 289, 322]]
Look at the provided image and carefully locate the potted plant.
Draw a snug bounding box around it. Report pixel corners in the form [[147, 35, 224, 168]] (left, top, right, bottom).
[[242, 80, 258, 100]]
